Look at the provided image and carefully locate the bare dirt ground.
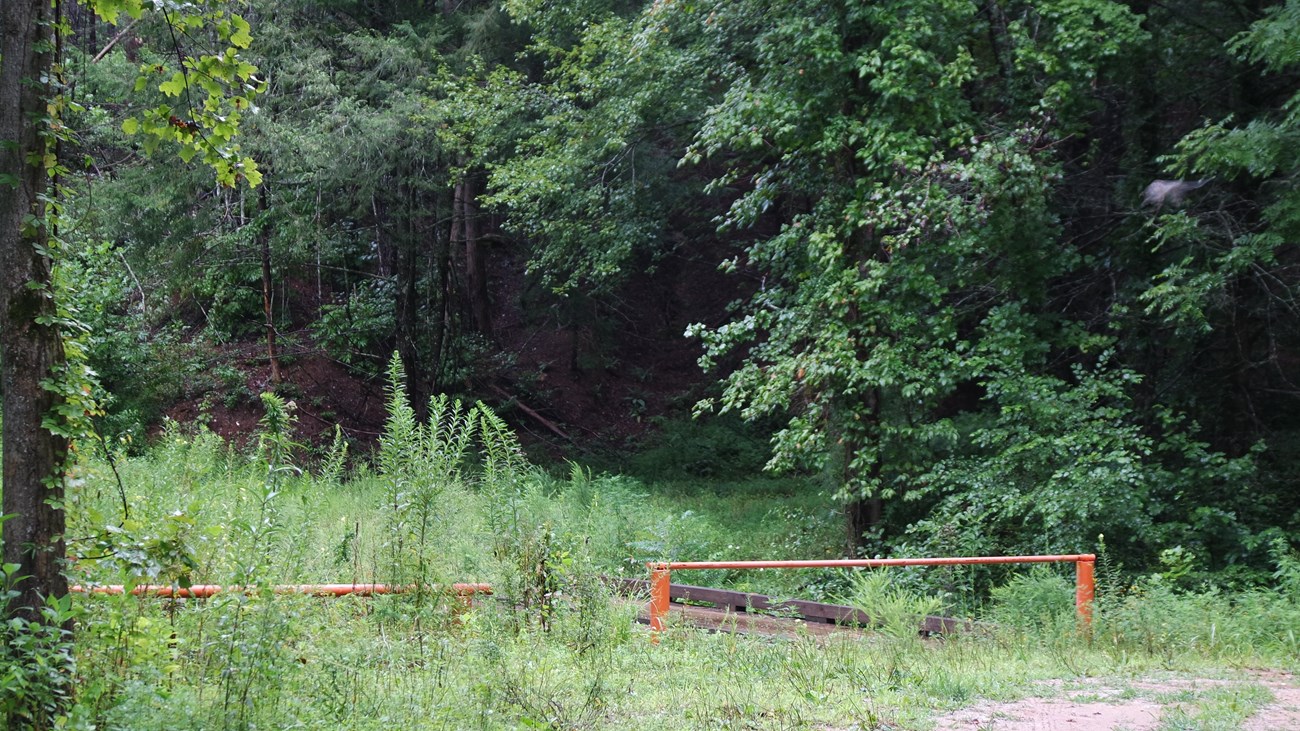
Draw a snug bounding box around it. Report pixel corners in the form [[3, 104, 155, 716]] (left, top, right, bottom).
[[654, 606, 1300, 730], [931, 672, 1300, 731], [1242, 675, 1300, 731], [934, 697, 1164, 731], [660, 606, 1300, 728]]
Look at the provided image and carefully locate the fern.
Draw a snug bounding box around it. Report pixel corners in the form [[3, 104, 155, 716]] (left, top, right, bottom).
[[379, 354, 419, 584], [318, 424, 348, 485], [479, 404, 528, 492], [424, 393, 479, 487]]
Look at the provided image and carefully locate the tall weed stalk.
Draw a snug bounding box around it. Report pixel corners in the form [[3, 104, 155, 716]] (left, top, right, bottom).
[[377, 355, 482, 647], [206, 393, 300, 730], [379, 356, 478, 591]]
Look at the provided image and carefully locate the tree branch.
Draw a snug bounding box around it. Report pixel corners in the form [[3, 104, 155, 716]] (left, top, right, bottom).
[[91, 18, 139, 64]]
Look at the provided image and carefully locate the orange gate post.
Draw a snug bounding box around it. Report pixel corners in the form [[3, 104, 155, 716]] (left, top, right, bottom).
[[649, 563, 671, 643], [1076, 556, 1095, 630]]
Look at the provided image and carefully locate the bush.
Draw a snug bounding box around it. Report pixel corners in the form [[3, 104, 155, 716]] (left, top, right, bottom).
[[839, 570, 942, 641], [988, 568, 1074, 633], [0, 567, 78, 731], [626, 414, 771, 480]]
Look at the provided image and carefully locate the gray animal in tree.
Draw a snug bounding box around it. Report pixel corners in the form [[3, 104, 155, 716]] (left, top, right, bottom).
[[1141, 179, 1210, 210]]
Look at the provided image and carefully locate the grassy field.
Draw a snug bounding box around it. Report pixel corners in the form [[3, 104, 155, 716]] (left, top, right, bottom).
[[11, 397, 1299, 730]]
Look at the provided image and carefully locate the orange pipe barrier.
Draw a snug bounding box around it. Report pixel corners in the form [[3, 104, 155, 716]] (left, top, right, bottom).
[[1075, 559, 1095, 629], [649, 565, 670, 643], [71, 583, 492, 599], [646, 554, 1096, 640]]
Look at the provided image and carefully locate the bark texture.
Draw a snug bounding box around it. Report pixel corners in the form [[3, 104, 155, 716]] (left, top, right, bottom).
[[1, 0, 70, 618]]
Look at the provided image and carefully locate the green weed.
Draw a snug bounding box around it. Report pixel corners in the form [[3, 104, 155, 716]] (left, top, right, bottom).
[[37, 392, 1300, 730]]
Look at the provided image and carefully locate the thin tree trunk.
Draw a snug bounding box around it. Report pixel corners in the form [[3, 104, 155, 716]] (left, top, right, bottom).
[[394, 182, 427, 417], [983, 0, 1016, 90], [463, 174, 492, 336], [259, 183, 281, 385], [837, 386, 883, 554], [429, 186, 453, 389], [1, 0, 70, 624]]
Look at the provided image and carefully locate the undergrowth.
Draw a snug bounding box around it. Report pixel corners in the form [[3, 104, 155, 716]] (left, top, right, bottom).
[[7, 354, 1296, 730]]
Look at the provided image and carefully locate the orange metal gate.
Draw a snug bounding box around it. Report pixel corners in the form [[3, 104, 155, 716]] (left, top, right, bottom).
[[72, 582, 492, 599], [647, 554, 1095, 640]]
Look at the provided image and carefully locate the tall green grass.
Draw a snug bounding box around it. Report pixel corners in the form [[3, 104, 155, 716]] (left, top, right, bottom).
[[26, 362, 1300, 729]]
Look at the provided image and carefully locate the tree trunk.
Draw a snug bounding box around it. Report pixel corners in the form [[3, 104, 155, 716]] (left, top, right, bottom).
[[430, 186, 454, 387], [843, 495, 882, 555], [259, 183, 281, 385], [836, 389, 883, 555], [462, 174, 492, 336], [837, 173, 884, 554], [394, 183, 428, 418], [1, 0, 69, 619], [983, 0, 1016, 91]]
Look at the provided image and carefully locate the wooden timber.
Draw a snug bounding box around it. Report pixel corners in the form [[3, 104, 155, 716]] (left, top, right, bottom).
[[614, 578, 971, 635]]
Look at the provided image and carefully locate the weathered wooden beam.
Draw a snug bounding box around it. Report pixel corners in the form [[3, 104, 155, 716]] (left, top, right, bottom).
[[614, 578, 971, 634]]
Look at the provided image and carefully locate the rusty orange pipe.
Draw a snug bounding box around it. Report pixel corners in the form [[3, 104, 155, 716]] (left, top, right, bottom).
[[646, 554, 1097, 640], [71, 583, 492, 598], [1075, 559, 1095, 630], [660, 555, 1094, 570], [649, 564, 670, 643]]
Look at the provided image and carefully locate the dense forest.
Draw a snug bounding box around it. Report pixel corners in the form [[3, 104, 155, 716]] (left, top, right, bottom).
[[5, 1, 1300, 728], [7, 0, 1300, 607]]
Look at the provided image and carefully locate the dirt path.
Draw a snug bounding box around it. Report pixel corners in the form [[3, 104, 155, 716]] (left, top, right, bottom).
[[1243, 676, 1300, 731], [932, 673, 1300, 731], [934, 697, 1163, 730], [650, 604, 1299, 730]]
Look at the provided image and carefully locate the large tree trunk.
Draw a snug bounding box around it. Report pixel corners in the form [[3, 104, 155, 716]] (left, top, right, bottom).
[[1, 0, 70, 619]]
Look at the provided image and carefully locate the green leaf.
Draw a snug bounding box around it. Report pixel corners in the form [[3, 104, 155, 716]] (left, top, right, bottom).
[[91, 0, 144, 25], [159, 72, 187, 97], [121, 117, 139, 135], [230, 15, 253, 49], [241, 157, 263, 188]]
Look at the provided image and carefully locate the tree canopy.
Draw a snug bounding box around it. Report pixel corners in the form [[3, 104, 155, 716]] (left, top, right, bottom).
[[7, 0, 1300, 608]]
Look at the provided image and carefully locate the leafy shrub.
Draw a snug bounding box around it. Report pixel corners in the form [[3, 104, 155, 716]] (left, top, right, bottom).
[[1094, 544, 1300, 664], [193, 262, 264, 343], [988, 568, 1074, 633], [309, 280, 395, 379], [839, 570, 942, 641], [626, 414, 771, 479], [0, 570, 79, 731]]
